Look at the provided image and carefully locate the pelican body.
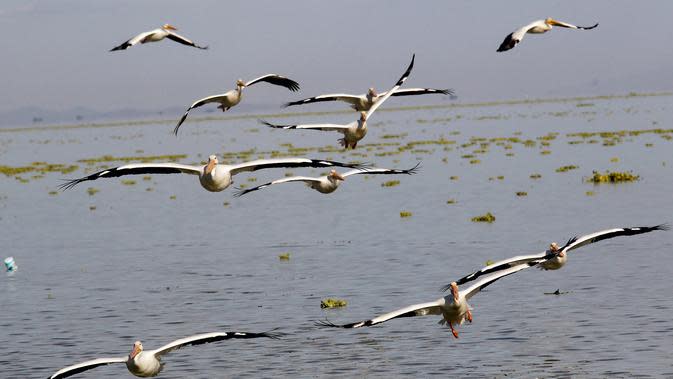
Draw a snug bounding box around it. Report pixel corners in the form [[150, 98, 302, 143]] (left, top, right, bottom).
[[449, 224, 669, 288], [284, 87, 453, 112], [260, 54, 415, 149], [234, 164, 420, 197], [48, 331, 279, 379], [174, 75, 300, 135], [59, 156, 364, 193], [110, 24, 208, 51], [497, 18, 598, 52], [319, 264, 530, 338]]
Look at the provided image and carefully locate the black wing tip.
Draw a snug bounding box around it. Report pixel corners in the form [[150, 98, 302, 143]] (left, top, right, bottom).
[[653, 223, 670, 231], [440, 88, 455, 96], [58, 178, 81, 191], [316, 319, 349, 328], [407, 162, 422, 174]]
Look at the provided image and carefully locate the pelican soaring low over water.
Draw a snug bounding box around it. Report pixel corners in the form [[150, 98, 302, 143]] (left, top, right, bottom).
[[110, 24, 208, 51], [173, 75, 300, 135], [48, 331, 279, 378], [319, 264, 531, 338], [59, 156, 364, 192], [497, 18, 598, 52], [260, 54, 415, 149], [447, 224, 669, 289], [234, 163, 420, 197], [284, 87, 453, 112]]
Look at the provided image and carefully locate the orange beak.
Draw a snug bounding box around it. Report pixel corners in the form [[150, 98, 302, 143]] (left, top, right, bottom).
[[130, 344, 141, 359]]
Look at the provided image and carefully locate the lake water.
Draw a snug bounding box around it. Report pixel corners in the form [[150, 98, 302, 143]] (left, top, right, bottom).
[[1, 94, 672, 378]]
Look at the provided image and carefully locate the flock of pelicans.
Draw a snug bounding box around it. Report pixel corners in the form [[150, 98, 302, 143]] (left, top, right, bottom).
[[46, 17, 669, 379]]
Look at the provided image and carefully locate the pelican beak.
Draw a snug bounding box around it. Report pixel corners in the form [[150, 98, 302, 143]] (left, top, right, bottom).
[[334, 172, 345, 181], [450, 282, 459, 302], [546, 19, 563, 26], [130, 343, 142, 359], [237, 79, 246, 88], [163, 24, 177, 31]]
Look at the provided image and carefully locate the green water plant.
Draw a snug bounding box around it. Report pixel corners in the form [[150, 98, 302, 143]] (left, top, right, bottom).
[[321, 298, 347, 309], [586, 170, 639, 183], [471, 212, 496, 223]]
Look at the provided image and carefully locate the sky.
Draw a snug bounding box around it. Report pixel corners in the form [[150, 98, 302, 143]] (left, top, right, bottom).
[[0, 0, 672, 119]]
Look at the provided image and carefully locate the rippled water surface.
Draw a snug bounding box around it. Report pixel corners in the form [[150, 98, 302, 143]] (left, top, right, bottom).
[[1, 94, 673, 378]]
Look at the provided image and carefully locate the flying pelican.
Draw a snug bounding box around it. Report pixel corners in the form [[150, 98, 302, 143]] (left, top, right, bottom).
[[48, 330, 279, 378], [446, 224, 669, 289], [173, 75, 300, 135], [283, 87, 453, 112], [110, 24, 208, 51], [234, 163, 420, 197], [318, 264, 531, 338], [497, 18, 598, 52], [59, 156, 364, 192], [260, 54, 415, 149]]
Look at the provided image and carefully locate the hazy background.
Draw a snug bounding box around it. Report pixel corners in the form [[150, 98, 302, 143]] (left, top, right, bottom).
[[1, 0, 672, 126]]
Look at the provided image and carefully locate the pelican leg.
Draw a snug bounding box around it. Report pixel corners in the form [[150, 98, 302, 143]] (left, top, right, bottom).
[[338, 138, 346, 148], [449, 322, 459, 338], [351, 141, 357, 149], [466, 310, 473, 323]]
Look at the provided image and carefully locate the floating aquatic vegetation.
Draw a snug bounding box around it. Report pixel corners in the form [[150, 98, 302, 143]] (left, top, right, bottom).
[[469, 159, 481, 164], [485, 260, 495, 266], [576, 103, 595, 108], [381, 180, 400, 187], [321, 298, 347, 309], [610, 157, 619, 162], [446, 199, 456, 204], [400, 211, 412, 218], [278, 252, 290, 261], [0, 162, 78, 177], [585, 170, 639, 183], [121, 180, 136, 186], [555, 165, 579, 173], [540, 150, 551, 155], [471, 212, 496, 223], [48, 191, 58, 196], [170, 195, 177, 200], [223, 202, 230, 207], [450, 176, 459, 181], [145, 187, 153, 192], [86, 187, 99, 196], [516, 192, 527, 196], [77, 154, 187, 165], [586, 191, 595, 196], [142, 176, 152, 181], [247, 177, 257, 182], [89, 206, 96, 211]]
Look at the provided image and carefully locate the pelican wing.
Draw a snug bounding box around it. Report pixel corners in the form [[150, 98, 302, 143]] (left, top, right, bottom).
[[165, 31, 208, 49], [228, 157, 364, 176], [386, 88, 453, 97], [174, 94, 229, 135], [49, 357, 126, 379], [59, 163, 201, 190], [549, 19, 599, 30], [462, 264, 532, 301], [234, 176, 321, 197], [342, 162, 421, 178], [152, 331, 279, 358], [259, 119, 351, 132], [560, 224, 669, 253], [110, 31, 154, 51], [283, 93, 365, 108], [245, 74, 300, 92], [366, 54, 415, 118], [318, 301, 442, 329], [446, 251, 549, 289]]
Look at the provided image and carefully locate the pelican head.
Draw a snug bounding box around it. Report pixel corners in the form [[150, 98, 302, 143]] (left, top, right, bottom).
[[328, 169, 345, 182], [162, 24, 177, 31], [129, 341, 143, 359], [236, 79, 246, 88], [205, 155, 218, 175], [549, 242, 559, 252], [359, 111, 367, 122], [545, 18, 561, 26], [367, 88, 377, 98], [449, 282, 459, 303]]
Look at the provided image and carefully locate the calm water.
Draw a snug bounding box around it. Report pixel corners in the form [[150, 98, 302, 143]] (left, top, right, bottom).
[[1, 95, 672, 378]]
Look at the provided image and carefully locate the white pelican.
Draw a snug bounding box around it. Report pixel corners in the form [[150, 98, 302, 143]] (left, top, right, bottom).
[[497, 18, 598, 52], [260, 54, 415, 149], [283, 88, 453, 112], [318, 264, 531, 338], [173, 75, 300, 135], [234, 163, 420, 197], [447, 224, 669, 289], [59, 156, 364, 192], [48, 330, 279, 378], [110, 24, 208, 51]]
